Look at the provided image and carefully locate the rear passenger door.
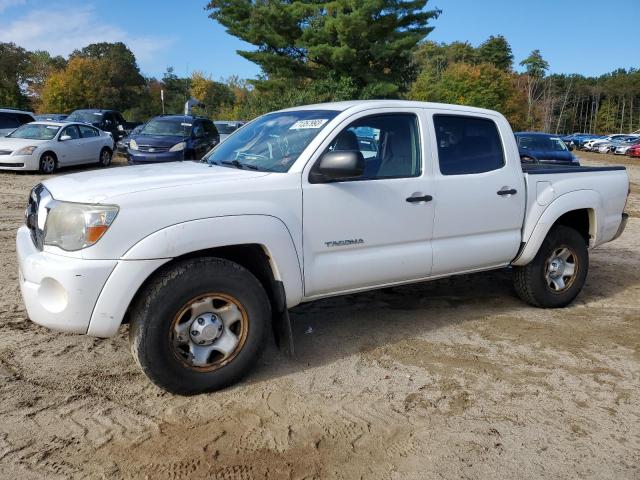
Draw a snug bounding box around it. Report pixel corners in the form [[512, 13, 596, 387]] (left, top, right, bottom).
[[427, 111, 525, 275]]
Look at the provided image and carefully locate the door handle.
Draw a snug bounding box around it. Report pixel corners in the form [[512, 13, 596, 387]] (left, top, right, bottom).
[[406, 195, 433, 203], [497, 189, 517, 196]]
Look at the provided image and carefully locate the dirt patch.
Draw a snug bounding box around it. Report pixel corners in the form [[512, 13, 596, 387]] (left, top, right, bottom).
[[0, 155, 638, 479]]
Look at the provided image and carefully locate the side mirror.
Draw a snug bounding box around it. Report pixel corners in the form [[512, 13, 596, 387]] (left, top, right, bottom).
[[309, 150, 365, 183], [520, 154, 537, 164], [59, 135, 72, 141]]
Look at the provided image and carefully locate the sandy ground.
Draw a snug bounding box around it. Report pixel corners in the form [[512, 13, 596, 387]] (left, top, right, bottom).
[[0, 152, 638, 479]]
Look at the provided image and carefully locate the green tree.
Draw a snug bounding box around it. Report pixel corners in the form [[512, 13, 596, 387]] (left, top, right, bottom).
[[190, 71, 236, 117], [0, 42, 30, 109], [408, 62, 526, 128], [207, 0, 440, 99], [68, 42, 146, 111], [24, 51, 67, 111], [476, 35, 513, 71], [519, 49, 550, 129], [519, 49, 549, 78]]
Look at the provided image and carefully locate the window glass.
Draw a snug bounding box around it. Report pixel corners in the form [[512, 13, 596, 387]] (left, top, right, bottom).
[[78, 125, 99, 138], [0, 113, 19, 129], [204, 121, 218, 136], [16, 114, 34, 125], [326, 114, 421, 179], [62, 125, 80, 139], [192, 122, 205, 138], [434, 115, 505, 175]]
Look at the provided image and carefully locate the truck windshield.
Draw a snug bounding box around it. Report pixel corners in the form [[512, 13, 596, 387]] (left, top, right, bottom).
[[204, 110, 338, 172]]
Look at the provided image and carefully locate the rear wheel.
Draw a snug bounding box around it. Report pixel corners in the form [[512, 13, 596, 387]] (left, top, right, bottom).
[[129, 257, 270, 395], [513, 225, 588, 308], [39, 152, 57, 174], [99, 147, 112, 167]]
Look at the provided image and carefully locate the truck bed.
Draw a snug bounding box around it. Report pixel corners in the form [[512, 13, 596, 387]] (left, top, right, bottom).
[[521, 164, 627, 175]]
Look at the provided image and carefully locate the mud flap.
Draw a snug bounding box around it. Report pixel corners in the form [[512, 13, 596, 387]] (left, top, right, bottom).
[[272, 281, 294, 356]]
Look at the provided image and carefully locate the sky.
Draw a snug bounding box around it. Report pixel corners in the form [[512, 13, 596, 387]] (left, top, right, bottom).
[[0, 0, 638, 81]]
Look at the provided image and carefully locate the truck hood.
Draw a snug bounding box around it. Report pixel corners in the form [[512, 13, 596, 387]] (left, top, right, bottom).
[[42, 161, 270, 203]]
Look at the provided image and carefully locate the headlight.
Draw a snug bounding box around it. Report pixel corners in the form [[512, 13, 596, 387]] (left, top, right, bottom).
[[169, 141, 186, 152], [15, 146, 37, 155], [129, 139, 138, 150], [44, 202, 118, 251]]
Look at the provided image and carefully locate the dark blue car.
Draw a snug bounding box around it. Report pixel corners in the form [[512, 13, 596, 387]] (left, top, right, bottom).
[[127, 115, 220, 164], [515, 132, 579, 166]]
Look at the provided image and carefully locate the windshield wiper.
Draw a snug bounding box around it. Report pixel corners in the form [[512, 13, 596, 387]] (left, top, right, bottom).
[[220, 160, 259, 170]]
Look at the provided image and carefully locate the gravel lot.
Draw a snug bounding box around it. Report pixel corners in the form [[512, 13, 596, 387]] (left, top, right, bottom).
[[0, 152, 638, 479]]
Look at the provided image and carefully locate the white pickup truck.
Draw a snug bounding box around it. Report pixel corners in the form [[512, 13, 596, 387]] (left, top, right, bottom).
[[17, 101, 629, 394]]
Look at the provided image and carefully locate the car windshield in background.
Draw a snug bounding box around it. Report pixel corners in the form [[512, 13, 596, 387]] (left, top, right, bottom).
[[214, 123, 237, 134], [8, 124, 60, 140], [205, 110, 338, 172], [66, 111, 102, 123], [141, 119, 192, 137]]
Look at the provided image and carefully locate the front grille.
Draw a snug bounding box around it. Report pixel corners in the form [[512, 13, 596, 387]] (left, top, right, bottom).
[[137, 145, 170, 153], [25, 184, 52, 250], [0, 150, 12, 155]]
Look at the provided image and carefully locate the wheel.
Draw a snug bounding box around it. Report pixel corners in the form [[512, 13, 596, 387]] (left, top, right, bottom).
[[99, 148, 112, 167], [513, 225, 588, 308], [129, 257, 270, 395], [39, 153, 57, 174]]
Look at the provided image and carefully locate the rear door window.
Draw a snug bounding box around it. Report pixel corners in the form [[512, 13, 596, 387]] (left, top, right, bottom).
[[434, 115, 505, 175]]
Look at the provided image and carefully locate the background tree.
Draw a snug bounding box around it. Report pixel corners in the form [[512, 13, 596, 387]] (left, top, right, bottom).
[[519, 49, 549, 129], [476, 35, 513, 71], [0, 42, 30, 109], [207, 0, 440, 105]]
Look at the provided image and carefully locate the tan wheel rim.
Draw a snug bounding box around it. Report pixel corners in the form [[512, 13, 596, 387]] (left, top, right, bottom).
[[544, 246, 578, 293], [170, 293, 249, 372]]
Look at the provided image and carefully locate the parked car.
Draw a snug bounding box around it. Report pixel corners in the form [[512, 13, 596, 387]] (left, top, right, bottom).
[[583, 134, 630, 151], [214, 120, 244, 142], [65, 109, 140, 143], [571, 134, 604, 149], [115, 124, 144, 156], [515, 132, 579, 165], [0, 108, 35, 136], [35, 114, 68, 122], [16, 100, 629, 394], [127, 115, 219, 164], [615, 138, 640, 155], [627, 144, 640, 158], [0, 121, 113, 173]]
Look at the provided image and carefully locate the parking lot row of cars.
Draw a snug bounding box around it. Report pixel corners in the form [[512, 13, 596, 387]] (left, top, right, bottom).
[[0, 107, 245, 173], [561, 132, 640, 157]]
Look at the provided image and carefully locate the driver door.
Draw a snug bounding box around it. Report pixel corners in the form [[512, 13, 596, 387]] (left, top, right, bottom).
[[301, 109, 435, 298], [57, 125, 82, 166]]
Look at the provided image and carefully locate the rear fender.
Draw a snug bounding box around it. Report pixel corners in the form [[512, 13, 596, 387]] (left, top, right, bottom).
[[512, 190, 601, 266]]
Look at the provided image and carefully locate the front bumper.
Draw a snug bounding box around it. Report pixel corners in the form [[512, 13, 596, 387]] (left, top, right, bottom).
[[127, 149, 186, 164], [0, 154, 39, 171], [17, 226, 170, 337], [17, 226, 117, 334]]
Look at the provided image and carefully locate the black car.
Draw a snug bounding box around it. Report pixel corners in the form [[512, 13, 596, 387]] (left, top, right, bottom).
[[515, 132, 579, 166], [65, 109, 140, 143], [127, 115, 220, 164]]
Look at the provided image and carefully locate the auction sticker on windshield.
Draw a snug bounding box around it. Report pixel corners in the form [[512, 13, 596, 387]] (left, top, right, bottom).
[[290, 119, 329, 130]]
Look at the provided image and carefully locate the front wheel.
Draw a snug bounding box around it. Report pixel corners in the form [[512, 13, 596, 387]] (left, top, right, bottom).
[[39, 153, 57, 174], [513, 225, 588, 308], [129, 257, 270, 395]]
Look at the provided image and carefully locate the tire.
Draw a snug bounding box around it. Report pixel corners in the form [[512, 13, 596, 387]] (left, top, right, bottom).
[[129, 257, 271, 395], [39, 152, 57, 174], [513, 225, 588, 308], [99, 147, 112, 167]]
